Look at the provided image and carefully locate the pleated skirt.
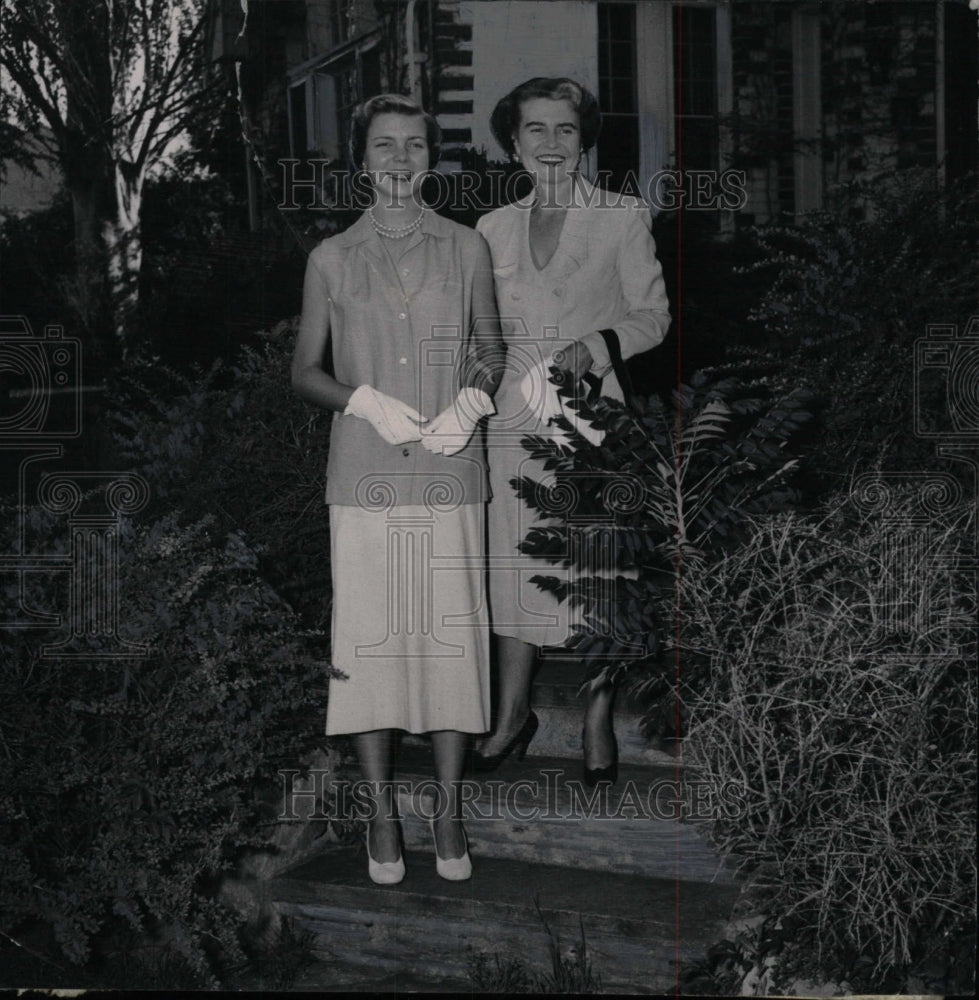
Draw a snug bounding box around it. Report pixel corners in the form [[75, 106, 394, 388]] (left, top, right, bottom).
[[325, 502, 491, 735]]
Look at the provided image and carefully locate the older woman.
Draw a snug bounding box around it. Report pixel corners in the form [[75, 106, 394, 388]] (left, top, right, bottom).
[[292, 94, 503, 883], [473, 78, 670, 784]]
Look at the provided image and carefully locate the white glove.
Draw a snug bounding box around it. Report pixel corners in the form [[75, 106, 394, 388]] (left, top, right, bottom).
[[519, 360, 565, 424], [420, 387, 495, 456], [344, 385, 428, 445], [519, 357, 604, 447]]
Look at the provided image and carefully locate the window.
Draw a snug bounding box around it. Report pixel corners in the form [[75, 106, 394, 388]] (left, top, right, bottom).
[[328, 0, 344, 45], [332, 61, 359, 162], [288, 80, 309, 156], [673, 5, 718, 172], [288, 37, 382, 165], [945, 1, 978, 180], [597, 2, 640, 193]]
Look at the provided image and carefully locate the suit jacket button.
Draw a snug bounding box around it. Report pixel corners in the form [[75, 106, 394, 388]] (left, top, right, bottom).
[[402, 448, 410, 457]]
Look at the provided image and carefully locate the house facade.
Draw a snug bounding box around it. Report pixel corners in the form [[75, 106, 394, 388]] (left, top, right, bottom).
[[219, 0, 977, 227]]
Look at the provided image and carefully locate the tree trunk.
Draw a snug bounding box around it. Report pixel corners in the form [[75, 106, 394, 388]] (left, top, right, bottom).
[[103, 161, 145, 357], [66, 178, 110, 335], [62, 101, 115, 356]]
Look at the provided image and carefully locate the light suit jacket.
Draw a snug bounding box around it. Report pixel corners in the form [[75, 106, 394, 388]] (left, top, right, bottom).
[[475, 177, 671, 420]]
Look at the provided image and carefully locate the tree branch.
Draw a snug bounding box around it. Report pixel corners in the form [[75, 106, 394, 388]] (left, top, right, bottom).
[[2, 45, 68, 141]]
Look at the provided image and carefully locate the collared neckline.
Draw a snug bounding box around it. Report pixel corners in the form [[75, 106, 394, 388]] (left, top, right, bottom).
[[334, 207, 453, 252]]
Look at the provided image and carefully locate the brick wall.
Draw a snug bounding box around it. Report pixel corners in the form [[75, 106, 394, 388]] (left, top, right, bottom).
[[438, 1, 597, 167], [729, 1, 792, 224], [731, 0, 941, 225], [822, 0, 938, 195]]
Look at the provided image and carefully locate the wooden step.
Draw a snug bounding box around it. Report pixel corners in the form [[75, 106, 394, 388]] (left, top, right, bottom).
[[275, 957, 471, 993], [270, 849, 740, 993], [403, 655, 679, 766], [389, 753, 737, 883]]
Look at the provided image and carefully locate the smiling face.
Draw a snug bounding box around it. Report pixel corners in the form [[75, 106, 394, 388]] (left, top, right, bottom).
[[512, 97, 582, 192], [363, 112, 429, 206]]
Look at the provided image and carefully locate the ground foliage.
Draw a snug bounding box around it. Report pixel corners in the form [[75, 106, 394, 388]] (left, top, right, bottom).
[[679, 492, 976, 986], [0, 329, 335, 982]]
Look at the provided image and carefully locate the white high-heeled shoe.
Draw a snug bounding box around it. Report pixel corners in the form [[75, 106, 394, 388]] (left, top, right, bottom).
[[366, 823, 405, 885], [431, 818, 472, 881]]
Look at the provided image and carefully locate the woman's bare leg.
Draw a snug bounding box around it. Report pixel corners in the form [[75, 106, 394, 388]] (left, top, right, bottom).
[[476, 634, 537, 757], [430, 729, 469, 859], [354, 729, 400, 862], [583, 678, 617, 769]]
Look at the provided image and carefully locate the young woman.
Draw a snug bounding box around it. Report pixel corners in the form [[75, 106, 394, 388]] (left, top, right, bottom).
[[474, 78, 670, 785], [292, 94, 503, 883]]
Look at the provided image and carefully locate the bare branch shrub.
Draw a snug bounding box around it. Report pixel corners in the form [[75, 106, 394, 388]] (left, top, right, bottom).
[[682, 489, 976, 977]]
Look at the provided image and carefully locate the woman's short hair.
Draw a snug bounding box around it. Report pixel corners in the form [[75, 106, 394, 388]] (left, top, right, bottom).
[[489, 77, 601, 157], [348, 93, 441, 171]]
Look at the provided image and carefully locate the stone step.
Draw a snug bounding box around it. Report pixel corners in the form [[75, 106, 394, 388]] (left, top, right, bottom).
[[388, 752, 737, 883], [270, 849, 740, 993]]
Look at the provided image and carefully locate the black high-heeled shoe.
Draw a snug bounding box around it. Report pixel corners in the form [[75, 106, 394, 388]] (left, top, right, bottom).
[[582, 726, 619, 787], [471, 711, 539, 773]]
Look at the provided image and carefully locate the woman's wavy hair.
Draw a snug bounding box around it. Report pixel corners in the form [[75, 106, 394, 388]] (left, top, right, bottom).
[[489, 77, 602, 158], [348, 93, 441, 171]]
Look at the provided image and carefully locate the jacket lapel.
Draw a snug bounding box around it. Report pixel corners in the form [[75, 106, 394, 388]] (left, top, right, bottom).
[[492, 195, 534, 270], [547, 202, 588, 280], [540, 176, 598, 279]]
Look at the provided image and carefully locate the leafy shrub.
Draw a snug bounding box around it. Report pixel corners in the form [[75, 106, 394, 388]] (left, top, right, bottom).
[[1, 327, 337, 979], [468, 950, 534, 993], [467, 901, 601, 994], [0, 194, 80, 335], [514, 372, 810, 721], [732, 168, 978, 487], [680, 489, 977, 983], [109, 322, 333, 627], [0, 499, 329, 980]]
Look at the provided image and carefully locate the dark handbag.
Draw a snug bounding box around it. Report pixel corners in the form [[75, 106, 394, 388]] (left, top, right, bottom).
[[579, 328, 634, 407]]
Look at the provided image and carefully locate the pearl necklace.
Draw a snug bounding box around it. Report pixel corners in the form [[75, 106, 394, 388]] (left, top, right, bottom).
[[368, 205, 425, 239]]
